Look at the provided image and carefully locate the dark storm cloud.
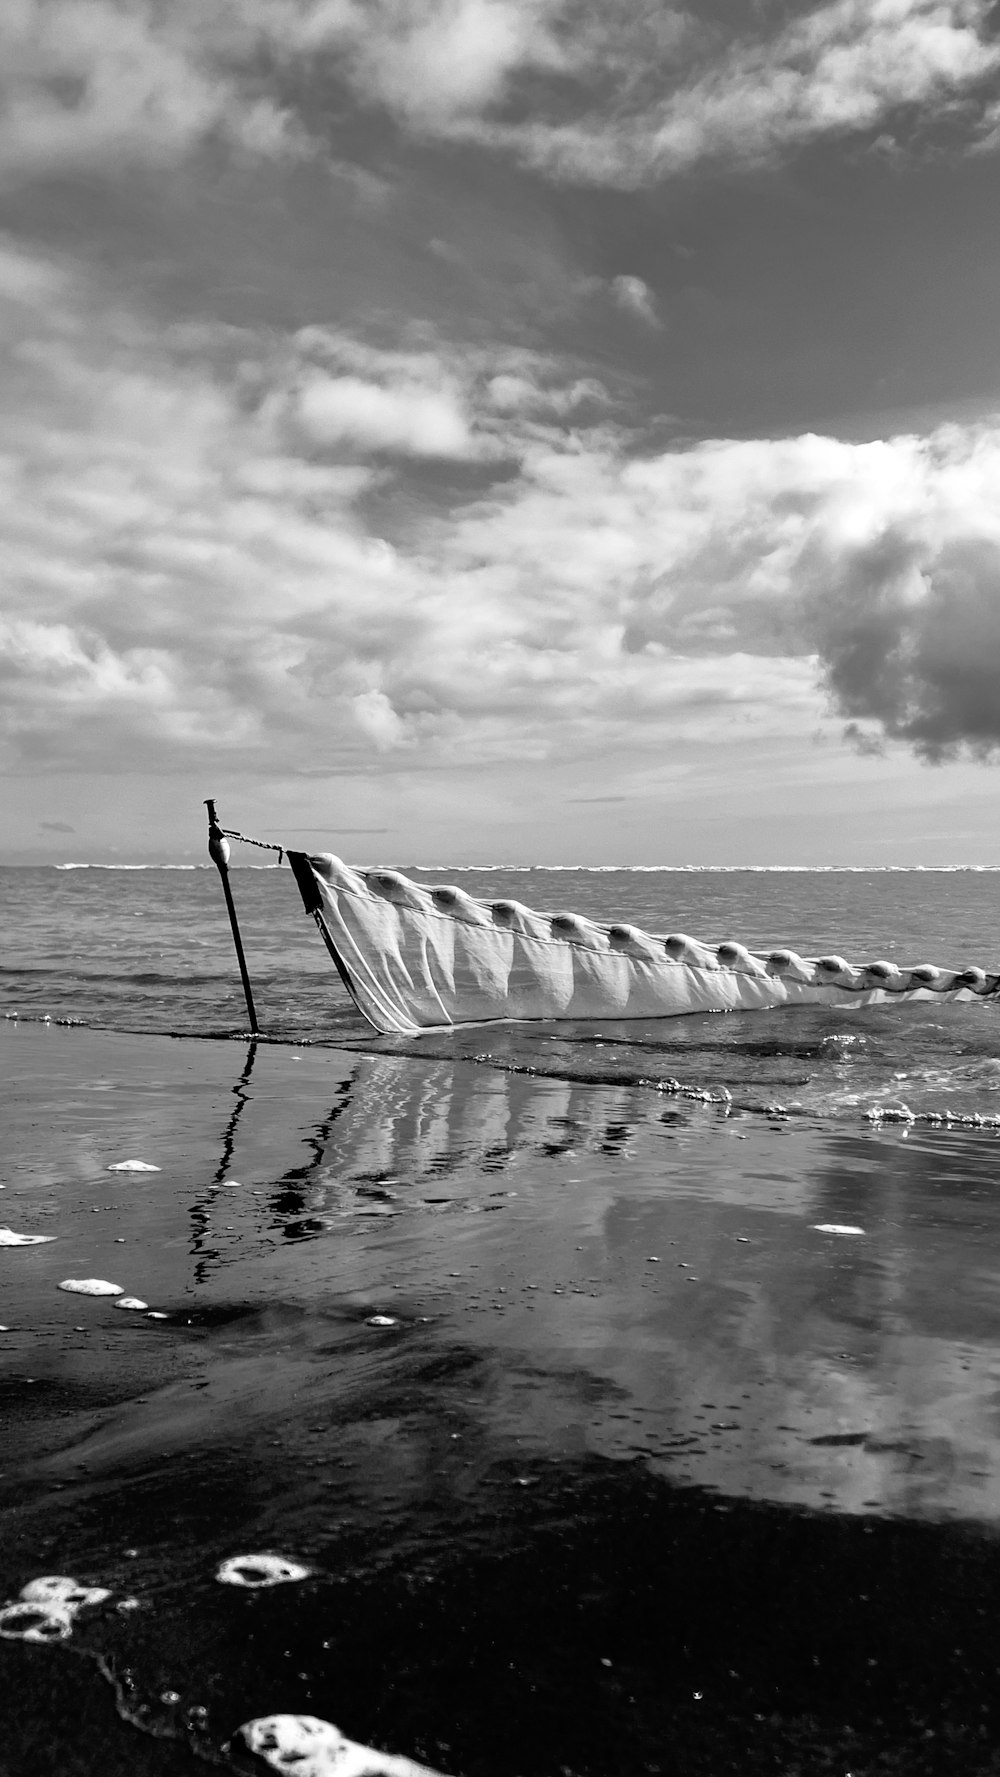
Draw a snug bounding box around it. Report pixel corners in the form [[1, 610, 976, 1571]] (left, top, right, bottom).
[[807, 533, 1000, 761]]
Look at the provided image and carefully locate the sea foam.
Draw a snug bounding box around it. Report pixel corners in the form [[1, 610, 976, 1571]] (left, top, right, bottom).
[[0, 1576, 111, 1643], [58, 1278, 124, 1296], [239, 1714, 451, 1777], [216, 1554, 311, 1588]]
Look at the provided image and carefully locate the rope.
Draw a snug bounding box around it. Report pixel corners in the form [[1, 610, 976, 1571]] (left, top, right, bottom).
[[220, 827, 284, 865]]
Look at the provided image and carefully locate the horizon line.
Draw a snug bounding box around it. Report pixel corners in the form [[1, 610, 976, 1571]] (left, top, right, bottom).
[[5, 860, 1000, 874]]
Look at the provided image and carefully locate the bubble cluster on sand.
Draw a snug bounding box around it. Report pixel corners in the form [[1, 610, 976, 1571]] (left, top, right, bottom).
[[0, 1227, 56, 1246], [812, 1223, 865, 1235], [366, 1315, 399, 1328], [215, 1555, 311, 1589], [0, 1576, 111, 1643], [239, 1714, 451, 1777], [113, 1296, 149, 1310], [106, 1160, 161, 1172], [57, 1278, 124, 1295]]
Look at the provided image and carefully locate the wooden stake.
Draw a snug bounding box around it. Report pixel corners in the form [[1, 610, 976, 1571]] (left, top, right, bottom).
[[204, 798, 260, 1034]]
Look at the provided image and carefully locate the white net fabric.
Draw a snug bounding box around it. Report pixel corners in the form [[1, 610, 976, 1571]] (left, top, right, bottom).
[[288, 852, 998, 1037]]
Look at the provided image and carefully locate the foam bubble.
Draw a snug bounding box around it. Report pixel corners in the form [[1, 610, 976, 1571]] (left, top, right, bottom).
[[113, 1296, 149, 1310], [812, 1224, 865, 1235], [216, 1555, 311, 1589], [107, 1160, 161, 1172], [58, 1278, 124, 1296], [21, 1578, 110, 1609], [0, 1601, 72, 1643], [0, 1575, 111, 1643], [239, 1714, 452, 1777], [0, 1228, 56, 1246]]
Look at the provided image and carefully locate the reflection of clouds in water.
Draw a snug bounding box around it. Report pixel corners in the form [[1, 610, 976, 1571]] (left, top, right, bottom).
[[39, 1038, 999, 1531], [306, 1054, 1000, 1523]]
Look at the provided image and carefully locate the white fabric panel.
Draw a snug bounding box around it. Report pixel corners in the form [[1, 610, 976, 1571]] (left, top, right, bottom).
[[288, 851, 993, 1036]]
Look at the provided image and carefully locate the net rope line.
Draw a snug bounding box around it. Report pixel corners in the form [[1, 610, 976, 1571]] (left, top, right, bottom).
[[219, 827, 284, 864]]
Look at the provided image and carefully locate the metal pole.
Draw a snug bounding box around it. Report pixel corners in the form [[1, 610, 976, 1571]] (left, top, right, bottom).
[[204, 798, 260, 1034]]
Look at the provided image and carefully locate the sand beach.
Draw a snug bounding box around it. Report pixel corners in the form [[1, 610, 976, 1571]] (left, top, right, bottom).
[[5, 1016, 1000, 1774]]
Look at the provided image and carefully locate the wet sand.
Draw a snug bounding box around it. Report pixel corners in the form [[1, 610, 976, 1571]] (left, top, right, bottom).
[[4, 1022, 1000, 1774]]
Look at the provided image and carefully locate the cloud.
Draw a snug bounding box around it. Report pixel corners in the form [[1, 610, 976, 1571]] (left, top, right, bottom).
[[294, 375, 473, 458], [0, 237, 71, 302], [4, 241, 1000, 780], [0, 0, 295, 177], [806, 527, 1000, 760], [611, 275, 660, 327], [458, 0, 1000, 184], [1, 0, 998, 189], [264, 327, 606, 459], [352, 688, 410, 749], [340, 0, 564, 127]]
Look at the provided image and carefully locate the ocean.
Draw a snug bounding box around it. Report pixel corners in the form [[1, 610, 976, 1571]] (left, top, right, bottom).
[[5, 861, 1000, 1122], [5, 861, 1000, 1775]]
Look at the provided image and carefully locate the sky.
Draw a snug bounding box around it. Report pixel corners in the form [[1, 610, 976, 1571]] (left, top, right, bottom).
[[4, 0, 1000, 865]]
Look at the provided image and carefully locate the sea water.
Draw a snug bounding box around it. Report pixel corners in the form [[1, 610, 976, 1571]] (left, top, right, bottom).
[[4, 862, 1000, 1122]]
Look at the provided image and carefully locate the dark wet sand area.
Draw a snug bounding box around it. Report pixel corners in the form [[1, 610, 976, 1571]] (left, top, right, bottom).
[[4, 1023, 1000, 1774]]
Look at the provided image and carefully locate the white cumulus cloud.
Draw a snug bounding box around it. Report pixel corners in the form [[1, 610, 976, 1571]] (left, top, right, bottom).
[[4, 243, 1000, 779], [294, 375, 473, 459], [352, 688, 410, 749]]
